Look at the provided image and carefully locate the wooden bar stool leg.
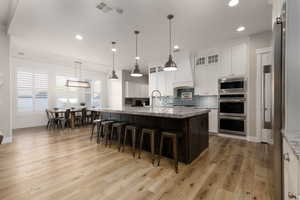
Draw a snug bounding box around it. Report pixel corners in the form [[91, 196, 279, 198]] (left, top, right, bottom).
[[109, 127, 114, 148], [158, 135, 164, 166], [104, 126, 109, 147], [122, 128, 128, 152], [173, 137, 178, 173], [138, 131, 144, 159], [117, 127, 122, 152], [90, 123, 96, 141], [97, 123, 103, 144], [151, 133, 155, 165], [132, 129, 136, 157]]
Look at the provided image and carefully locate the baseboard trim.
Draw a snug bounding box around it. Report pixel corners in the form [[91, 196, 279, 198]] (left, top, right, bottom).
[[247, 136, 261, 143], [214, 133, 261, 143]]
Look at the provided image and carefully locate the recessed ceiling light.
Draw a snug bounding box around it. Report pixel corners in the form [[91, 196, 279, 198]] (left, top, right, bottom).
[[236, 26, 245, 32], [112, 48, 117, 52], [174, 45, 179, 50], [75, 34, 83, 40], [135, 56, 140, 60], [228, 0, 239, 7]]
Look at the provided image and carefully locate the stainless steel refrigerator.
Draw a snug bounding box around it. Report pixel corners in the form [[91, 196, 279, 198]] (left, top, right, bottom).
[[272, 2, 286, 200]]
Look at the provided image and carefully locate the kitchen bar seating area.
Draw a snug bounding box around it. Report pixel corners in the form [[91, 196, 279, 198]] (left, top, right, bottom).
[[0, 0, 299, 200]]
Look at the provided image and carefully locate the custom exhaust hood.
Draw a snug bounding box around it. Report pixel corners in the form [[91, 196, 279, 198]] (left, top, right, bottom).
[[172, 50, 195, 88]]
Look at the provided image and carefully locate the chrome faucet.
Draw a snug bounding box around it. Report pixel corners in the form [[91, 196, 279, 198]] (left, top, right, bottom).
[[151, 90, 162, 108]]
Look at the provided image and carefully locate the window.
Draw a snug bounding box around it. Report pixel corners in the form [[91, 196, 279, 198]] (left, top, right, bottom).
[[92, 80, 101, 107], [16, 70, 48, 112], [196, 57, 206, 66], [207, 54, 219, 64]]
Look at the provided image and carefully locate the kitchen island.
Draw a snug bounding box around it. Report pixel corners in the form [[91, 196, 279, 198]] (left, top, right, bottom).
[[90, 107, 210, 164]]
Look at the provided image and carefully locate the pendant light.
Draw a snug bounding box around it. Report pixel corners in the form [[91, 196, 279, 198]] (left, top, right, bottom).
[[164, 14, 178, 71], [130, 30, 143, 77], [109, 41, 119, 80], [66, 61, 90, 88]]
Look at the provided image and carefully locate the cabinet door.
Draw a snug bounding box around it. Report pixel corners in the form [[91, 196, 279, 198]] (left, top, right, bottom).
[[209, 109, 218, 133], [156, 71, 166, 96], [164, 71, 174, 96], [219, 48, 232, 77], [149, 73, 158, 96], [283, 138, 299, 200], [195, 66, 209, 95], [231, 43, 247, 76]]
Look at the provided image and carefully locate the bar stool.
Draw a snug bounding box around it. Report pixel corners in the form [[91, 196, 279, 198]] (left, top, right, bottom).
[[122, 125, 139, 157], [101, 121, 115, 146], [158, 131, 182, 173], [90, 119, 103, 141], [138, 128, 157, 165], [110, 122, 127, 150]]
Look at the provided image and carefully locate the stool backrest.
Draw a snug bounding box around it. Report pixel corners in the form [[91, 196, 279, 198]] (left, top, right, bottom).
[[45, 109, 51, 120]]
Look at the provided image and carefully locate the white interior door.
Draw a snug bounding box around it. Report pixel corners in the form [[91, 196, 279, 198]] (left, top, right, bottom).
[[256, 49, 272, 143]]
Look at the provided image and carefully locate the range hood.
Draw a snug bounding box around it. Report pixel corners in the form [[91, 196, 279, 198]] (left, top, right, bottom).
[[172, 50, 195, 88]]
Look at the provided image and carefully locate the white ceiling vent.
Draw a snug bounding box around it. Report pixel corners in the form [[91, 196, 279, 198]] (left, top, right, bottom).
[[96, 2, 124, 14]]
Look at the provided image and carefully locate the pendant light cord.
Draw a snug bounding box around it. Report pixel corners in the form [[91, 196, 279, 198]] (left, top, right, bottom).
[[136, 33, 138, 64], [112, 42, 116, 71], [169, 18, 172, 56]]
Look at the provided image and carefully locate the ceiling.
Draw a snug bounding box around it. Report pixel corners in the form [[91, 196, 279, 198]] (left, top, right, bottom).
[[9, 0, 273, 71]]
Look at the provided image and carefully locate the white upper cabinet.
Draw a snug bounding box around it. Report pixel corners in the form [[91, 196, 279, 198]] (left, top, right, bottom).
[[231, 43, 248, 76], [220, 43, 248, 77], [125, 81, 149, 98]]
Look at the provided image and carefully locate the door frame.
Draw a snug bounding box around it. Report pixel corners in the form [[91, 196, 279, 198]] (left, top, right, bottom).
[[256, 47, 272, 143]]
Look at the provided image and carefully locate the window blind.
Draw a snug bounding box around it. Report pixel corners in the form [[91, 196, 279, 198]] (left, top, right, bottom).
[[16, 70, 49, 112]]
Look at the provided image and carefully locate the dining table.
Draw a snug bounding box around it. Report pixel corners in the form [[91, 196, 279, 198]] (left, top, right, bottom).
[[48, 108, 84, 129]]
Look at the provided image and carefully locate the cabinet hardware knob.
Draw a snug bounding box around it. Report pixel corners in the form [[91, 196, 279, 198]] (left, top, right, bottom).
[[284, 153, 290, 162], [288, 192, 297, 199]]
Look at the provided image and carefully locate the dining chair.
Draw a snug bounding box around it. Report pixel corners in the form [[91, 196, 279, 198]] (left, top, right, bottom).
[[56, 109, 70, 129], [46, 109, 56, 129]]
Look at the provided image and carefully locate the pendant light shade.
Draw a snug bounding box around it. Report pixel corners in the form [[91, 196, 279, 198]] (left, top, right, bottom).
[[164, 14, 178, 72], [130, 30, 143, 77], [109, 41, 119, 80]]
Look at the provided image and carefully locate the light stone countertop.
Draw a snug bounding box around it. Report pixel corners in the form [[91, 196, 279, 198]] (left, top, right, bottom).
[[282, 131, 300, 159], [89, 106, 210, 119]]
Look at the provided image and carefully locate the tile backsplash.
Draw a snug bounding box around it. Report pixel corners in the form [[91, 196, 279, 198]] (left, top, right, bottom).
[[153, 95, 218, 108]]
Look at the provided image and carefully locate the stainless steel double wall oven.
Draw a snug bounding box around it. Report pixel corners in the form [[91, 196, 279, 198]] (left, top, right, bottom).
[[218, 77, 247, 135]]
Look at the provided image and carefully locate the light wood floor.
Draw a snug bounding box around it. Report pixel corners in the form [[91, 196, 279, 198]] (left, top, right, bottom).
[[0, 127, 274, 200]]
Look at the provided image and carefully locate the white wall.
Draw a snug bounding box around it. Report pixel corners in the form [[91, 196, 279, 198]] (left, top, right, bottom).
[[285, 0, 300, 131], [0, 25, 12, 143], [11, 57, 109, 129], [107, 70, 123, 109]]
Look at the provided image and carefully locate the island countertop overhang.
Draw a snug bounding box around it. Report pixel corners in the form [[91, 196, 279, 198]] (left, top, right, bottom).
[[89, 107, 210, 119]]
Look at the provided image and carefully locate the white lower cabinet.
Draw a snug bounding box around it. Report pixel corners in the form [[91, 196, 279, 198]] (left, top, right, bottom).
[[283, 137, 299, 200], [209, 109, 218, 133]]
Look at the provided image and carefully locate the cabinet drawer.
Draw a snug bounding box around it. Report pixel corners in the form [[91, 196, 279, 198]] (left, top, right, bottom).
[[283, 138, 299, 200]]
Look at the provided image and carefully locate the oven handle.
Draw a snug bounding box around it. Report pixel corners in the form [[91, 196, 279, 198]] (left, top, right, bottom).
[[219, 99, 246, 102], [219, 116, 246, 120]]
